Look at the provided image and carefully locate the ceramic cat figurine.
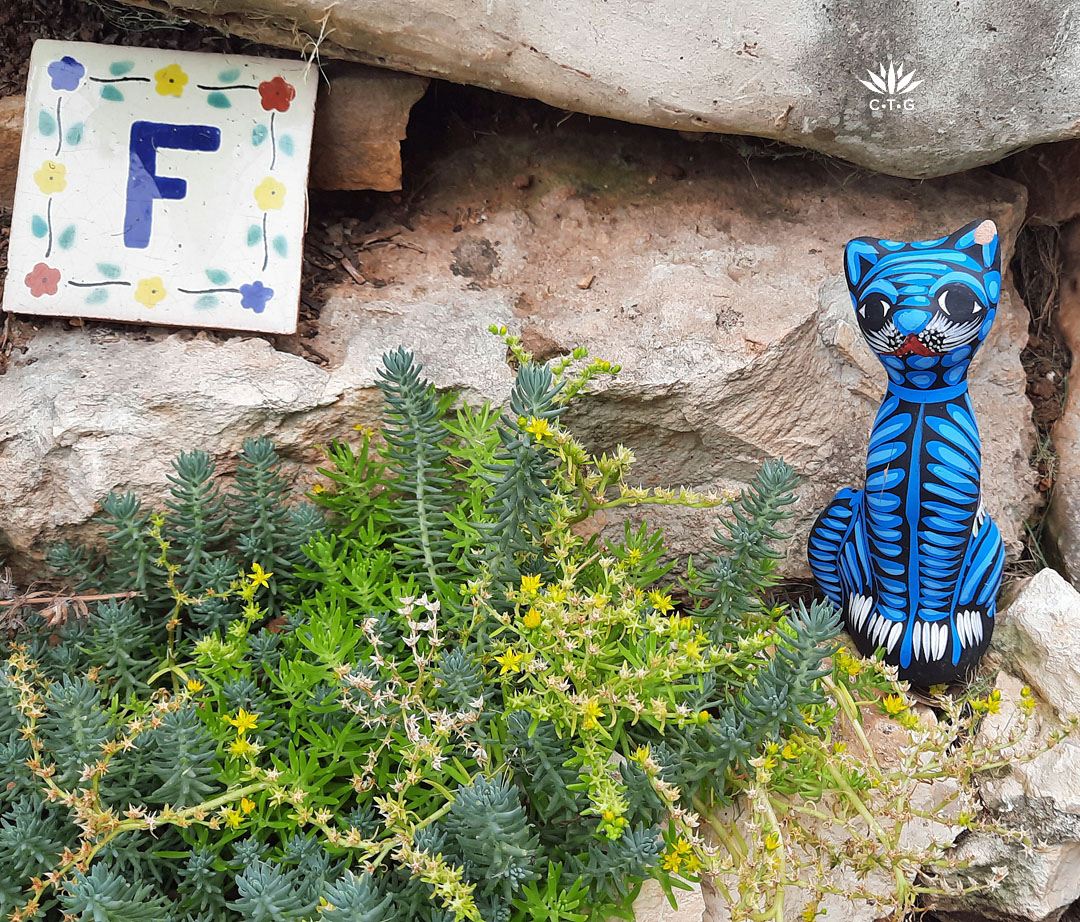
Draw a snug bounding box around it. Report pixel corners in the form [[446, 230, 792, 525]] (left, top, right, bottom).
[[808, 219, 1005, 686]]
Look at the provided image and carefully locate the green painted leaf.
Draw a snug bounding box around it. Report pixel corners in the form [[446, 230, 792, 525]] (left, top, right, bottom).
[[65, 122, 84, 146], [38, 108, 56, 136], [252, 124, 268, 147], [218, 68, 242, 82], [97, 263, 122, 279], [195, 294, 219, 309], [278, 134, 295, 157], [207, 92, 231, 109], [31, 215, 48, 238], [273, 235, 288, 258], [57, 225, 76, 250], [247, 224, 262, 246], [101, 85, 124, 102], [205, 268, 230, 285], [86, 288, 109, 305], [109, 61, 135, 76]]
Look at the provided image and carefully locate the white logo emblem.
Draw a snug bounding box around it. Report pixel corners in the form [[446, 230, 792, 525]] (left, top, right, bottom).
[[859, 61, 921, 111]]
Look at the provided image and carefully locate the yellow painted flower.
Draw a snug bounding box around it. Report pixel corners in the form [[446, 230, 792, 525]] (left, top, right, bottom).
[[33, 160, 66, 194], [185, 678, 205, 693], [155, 63, 188, 97], [223, 807, 243, 829], [662, 851, 682, 873], [520, 574, 542, 596], [495, 647, 525, 676], [224, 708, 260, 735], [254, 176, 286, 210], [522, 607, 542, 630], [134, 277, 166, 308], [240, 797, 256, 814], [247, 562, 272, 589]]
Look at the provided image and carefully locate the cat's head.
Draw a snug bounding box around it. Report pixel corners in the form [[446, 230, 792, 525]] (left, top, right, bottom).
[[843, 219, 1001, 375]]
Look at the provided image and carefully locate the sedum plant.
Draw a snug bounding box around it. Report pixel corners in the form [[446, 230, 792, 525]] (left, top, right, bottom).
[[0, 330, 1062, 922]]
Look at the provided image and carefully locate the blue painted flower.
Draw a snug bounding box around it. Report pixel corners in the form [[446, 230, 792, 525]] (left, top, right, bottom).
[[47, 56, 85, 91], [239, 281, 274, 313]]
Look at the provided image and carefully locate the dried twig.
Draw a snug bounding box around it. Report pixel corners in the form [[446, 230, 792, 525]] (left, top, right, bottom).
[[0, 589, 141, 631]]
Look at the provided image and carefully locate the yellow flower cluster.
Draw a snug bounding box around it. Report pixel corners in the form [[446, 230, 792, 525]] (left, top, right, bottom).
[[224, 707, 259, 735], [661, 838, 701, 874], [495, 648, 525, 675], [970, 688, 1002, 715]]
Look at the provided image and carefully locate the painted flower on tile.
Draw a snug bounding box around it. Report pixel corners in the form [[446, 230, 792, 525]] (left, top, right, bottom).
[[258, 76, 296, 112], [135, 277, 167, 308], [24, 263, 61, 297], [253, 177, 286, 210], [33, 160, 66, 194], [154, 64, 189, 97], [239, 281, 274, 313], [47, 56, 85, 91]]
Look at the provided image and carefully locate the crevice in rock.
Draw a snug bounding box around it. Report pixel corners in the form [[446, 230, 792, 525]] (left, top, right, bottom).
[[1009, 222, 1071, 577]]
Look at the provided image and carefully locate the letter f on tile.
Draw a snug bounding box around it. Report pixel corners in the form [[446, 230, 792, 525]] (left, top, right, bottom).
[[124, 120, 220, 249]]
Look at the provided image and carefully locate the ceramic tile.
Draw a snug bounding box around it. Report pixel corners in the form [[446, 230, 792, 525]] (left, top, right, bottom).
[[4, 39, 317, 334]]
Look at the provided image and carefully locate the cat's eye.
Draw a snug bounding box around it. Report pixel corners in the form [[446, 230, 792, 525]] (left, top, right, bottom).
[[937, 287, 980, 316], [858, 297, 891, 318]]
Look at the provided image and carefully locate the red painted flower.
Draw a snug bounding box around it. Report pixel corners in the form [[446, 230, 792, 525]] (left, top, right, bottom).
[[25, 263, 61, 298], [258, 76, 296, 112]]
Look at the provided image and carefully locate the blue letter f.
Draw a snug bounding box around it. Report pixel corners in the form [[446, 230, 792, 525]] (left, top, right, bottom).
[[124, 121, 221, 249]]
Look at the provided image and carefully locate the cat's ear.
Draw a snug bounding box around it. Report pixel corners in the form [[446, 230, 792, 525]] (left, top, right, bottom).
[[844, 237, 884, 290], [952, 219, 1000, 272]]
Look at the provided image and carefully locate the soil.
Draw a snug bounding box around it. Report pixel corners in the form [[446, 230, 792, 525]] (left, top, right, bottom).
[[1009, 224, 1072, 576], [0, 0, 1072, 570]]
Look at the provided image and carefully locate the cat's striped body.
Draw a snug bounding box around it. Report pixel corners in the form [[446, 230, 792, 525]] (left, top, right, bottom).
[[808, 220, 1004, 686]]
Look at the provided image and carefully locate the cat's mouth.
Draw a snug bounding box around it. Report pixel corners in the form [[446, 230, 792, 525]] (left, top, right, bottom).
[[889, 334, 942, 357]]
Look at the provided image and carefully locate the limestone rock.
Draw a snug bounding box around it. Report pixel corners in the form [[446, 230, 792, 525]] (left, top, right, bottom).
[[0, 311, 512, 567], [304, 128, 1036, 574], [630, 879, 704, 922], [0, 95, 22, 210], [1045, 221, 1080, 585], [0, 125, 1037, 575], [928, 672, 1080, 922], [993, 568, 1080, 719], [309, 63, 429, 191], [115, 0, 1080, 178]]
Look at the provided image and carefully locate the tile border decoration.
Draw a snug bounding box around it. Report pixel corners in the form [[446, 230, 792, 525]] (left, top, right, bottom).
[[4, 40, 318, 335]]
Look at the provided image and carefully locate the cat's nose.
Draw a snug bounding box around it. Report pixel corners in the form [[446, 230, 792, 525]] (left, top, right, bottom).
[[893, 309, 932, 335]]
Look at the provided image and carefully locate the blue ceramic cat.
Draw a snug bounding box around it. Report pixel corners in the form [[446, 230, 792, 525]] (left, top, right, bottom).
[[808, 219, 1005, 686]]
